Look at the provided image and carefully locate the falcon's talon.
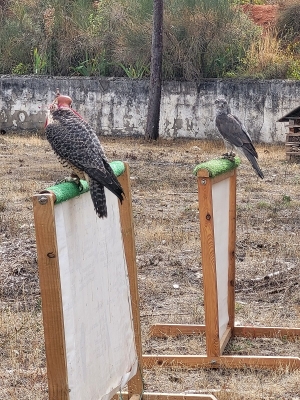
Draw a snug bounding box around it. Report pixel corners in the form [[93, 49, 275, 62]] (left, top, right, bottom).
[[221, 153, 236, 162], [63, 175, 84, 191], [78, 181, 84, 192], [55, 178, 68, 185], [55, 176, 82, 188]]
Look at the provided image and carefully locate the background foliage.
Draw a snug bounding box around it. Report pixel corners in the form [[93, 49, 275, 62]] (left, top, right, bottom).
[[0, 0, 300, 79]]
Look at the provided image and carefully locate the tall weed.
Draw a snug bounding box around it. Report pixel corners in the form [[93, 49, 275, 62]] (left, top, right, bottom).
[[237, 32, 291, 79]]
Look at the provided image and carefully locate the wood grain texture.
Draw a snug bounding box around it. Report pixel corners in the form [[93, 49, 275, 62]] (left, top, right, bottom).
[[197, 173, 220, 357], [118, 163, 144, 398], [149, 324, 206, 338], [219, 327, 232, 355], [211, 170, 234, 185], [234, 326, 300, 339], [228, 171, 237, 330], [32, 194, 69, 400], [143, 354, 300, 369]]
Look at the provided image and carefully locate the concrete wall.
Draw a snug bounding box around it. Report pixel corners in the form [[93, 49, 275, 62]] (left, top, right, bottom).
[[1, 75, 300, 142]]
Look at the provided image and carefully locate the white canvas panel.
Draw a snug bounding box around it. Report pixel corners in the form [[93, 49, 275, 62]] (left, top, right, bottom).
[[54, 189, 137, 400], [212, 178, 230, 339]]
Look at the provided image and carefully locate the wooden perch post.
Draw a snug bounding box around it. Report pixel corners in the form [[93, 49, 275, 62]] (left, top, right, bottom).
[[144, 158, 300, 370]]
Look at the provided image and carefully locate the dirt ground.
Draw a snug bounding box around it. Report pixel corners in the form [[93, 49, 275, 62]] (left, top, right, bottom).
[[0, 133, 300, 399], [242, 4, 278, 30]]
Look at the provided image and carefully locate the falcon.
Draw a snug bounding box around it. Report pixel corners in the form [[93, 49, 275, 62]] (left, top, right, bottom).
[[215, 97, 264, 179], [45, 93, 124, 218]]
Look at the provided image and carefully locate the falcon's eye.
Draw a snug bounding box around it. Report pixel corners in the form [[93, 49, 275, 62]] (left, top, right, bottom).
[[214, 100, 219, 105]]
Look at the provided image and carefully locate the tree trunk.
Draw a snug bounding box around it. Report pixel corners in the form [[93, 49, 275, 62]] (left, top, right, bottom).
[[145, 0, 163, 140]]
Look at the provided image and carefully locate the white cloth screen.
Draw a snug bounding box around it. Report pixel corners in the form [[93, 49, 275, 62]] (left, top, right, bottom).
[[212, 178, 230, 339], [54, 189, 137, 400]]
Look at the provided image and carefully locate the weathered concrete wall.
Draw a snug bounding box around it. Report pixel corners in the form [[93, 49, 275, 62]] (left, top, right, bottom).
[[1, 75, 300, 142]]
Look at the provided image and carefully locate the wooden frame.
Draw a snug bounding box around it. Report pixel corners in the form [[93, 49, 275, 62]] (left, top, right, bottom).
[[33, 191, 69, 399], [285, 119, 300, 161], [144, 167, 300, 370], [277, 107, 300, 160], [33, 162, 217, 400], [33, 164, 140, 399]]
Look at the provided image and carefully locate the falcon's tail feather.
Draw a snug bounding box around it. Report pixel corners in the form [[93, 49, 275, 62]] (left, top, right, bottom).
[[242, 148, 264, 179], [102, 160, 125, 204], [85, 166, 124, 205], [89, 179, 107, 218]]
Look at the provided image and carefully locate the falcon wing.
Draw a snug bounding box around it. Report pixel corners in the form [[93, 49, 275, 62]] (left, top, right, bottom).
[[216, 113, 258, 158], [46, 110, 124, 200]]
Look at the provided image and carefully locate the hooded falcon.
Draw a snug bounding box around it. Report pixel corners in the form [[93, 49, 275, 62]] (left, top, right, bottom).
[[45, 94, 124, 218], [215, 97, 264, 179]]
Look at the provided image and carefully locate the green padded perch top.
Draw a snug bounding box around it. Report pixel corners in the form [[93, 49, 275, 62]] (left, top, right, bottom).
[[109, 160, 126, 177], [193, 157, 240, 178], [42, 161, 125, 204]]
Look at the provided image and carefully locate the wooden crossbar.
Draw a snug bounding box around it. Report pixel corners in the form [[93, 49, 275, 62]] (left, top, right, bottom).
[[149, 323, 300, 340], [143, 355, 300, 370]]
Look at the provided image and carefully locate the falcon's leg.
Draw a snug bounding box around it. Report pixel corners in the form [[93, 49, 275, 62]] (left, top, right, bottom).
[[221, 149, 236, 161], [70, 173, 84, 191], [221, 141, 236, 160], [222, 151, 236, 156], [55, 173, 84, 191]]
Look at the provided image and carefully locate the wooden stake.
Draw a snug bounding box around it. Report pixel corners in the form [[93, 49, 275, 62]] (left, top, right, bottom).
[[197, 171, 220, 357], [228, 170, 237, 331], [118, 163, 144, 398], [32, 193, 69, 400]]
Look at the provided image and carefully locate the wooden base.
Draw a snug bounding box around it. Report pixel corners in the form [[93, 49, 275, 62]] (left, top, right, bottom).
[[145, 324, 300, 370], [113, 392, 218, 400]]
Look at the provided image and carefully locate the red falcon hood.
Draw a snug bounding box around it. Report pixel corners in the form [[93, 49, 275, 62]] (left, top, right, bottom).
[[45, 95, 85, 127]]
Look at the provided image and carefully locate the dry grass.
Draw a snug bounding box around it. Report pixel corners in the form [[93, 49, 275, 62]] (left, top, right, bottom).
[[0, 134, 300, 399], [239, 30, 291, 78]]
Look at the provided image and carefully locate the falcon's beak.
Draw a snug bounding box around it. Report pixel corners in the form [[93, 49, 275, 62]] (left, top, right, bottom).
[[50, 98, 58, 111], [44, 109, 52, 127]]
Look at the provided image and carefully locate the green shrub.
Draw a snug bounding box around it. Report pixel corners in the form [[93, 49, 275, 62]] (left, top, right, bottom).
[[11, 63, 30, 75], [276, 2, 300, 42], [119, 62, 150, 79], [287, 60, 300, 79], [163, 0, 261, 79]]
